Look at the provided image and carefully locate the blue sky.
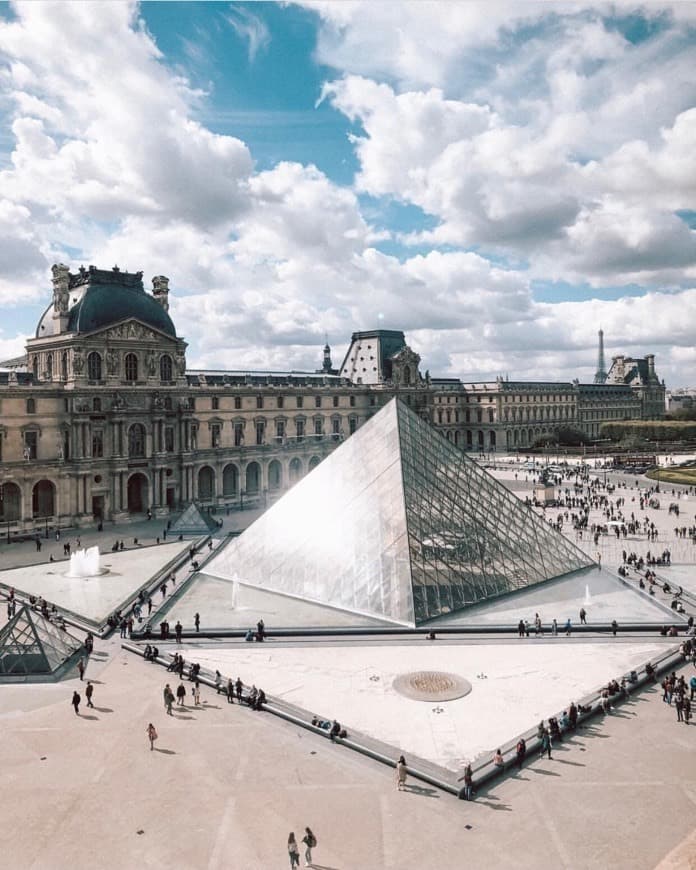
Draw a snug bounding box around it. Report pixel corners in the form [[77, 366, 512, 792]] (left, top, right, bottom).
[[0, 1, 695, 385]]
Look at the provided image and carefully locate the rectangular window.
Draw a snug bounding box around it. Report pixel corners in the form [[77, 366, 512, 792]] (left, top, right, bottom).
[[296, 396, 304, 409], [212, 423, 221, 448], [296, 419, 305, 442], [256, 396, 264, 409], [332, 418, 340, 440], [24, 430, 38, 460], [234, 396, 241, 410], [92, 429, 104, 458], [234, 422, 244, 446], [165, 426, 174, 452], [315, 395, 321, 408], [314, 418, 322, 436], [275, 420, 285, 442], [333, 395, 339, 408], [277, 396, 284, 409], [212, 396, 219, 410], [349, 395, 356, 407], [349, 417, 357, 434], [370, 396, 376, 406], [255, 421, 264, 446]]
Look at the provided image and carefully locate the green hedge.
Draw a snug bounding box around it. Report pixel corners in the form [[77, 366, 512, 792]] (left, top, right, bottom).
[[601, 420, 696, 442]]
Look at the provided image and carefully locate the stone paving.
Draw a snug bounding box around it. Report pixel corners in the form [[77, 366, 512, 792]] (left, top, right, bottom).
[[1, 464, 695, 868]]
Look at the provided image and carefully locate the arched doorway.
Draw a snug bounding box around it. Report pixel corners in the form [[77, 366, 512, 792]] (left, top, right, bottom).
[[246, 462, 260, 494], [268, 460, 282, 491], [0, 482, 22, 521], [222, 464, 238, 498], [32, 479, 55, 517], [308, 456, 321, 471], [198, 466, 215, 501], [289, 457, 302, 484], [127, 473, 149, 513]]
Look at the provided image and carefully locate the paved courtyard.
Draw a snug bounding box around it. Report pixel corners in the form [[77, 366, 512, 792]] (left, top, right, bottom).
[[1, 460, 695, 868]]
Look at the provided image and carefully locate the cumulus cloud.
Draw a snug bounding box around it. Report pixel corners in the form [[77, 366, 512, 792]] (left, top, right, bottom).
[[1, 1, 695, 388]]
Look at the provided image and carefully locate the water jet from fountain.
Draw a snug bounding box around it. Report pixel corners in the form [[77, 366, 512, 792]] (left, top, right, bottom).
[[66, 546, 107, 578]]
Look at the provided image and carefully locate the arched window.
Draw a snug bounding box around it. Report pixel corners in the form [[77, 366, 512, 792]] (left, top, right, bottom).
[[160, 354, 173, 381], [128, 423, 146, 458], [403, 365, 411, 385], [87, 352, 102, 381], [32, 357, 39, 381], [46, 354, 53, 380], [61, 352, 68, 381], [26, 398, 36, 414], [125, 353, 138, 382]]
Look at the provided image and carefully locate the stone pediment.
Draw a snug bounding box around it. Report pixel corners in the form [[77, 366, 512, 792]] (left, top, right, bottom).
[[100, 319, 178, 344]]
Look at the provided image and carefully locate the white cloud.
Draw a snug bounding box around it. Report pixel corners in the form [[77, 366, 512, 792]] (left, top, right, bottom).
[[226, 6, 270, 62]]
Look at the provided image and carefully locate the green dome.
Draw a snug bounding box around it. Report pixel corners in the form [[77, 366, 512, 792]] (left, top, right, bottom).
[[67, 283, 176, 337]]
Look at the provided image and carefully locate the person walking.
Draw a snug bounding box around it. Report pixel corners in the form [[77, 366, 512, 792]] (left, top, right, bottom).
[[85, 681, 94, 708], [193, 680, 201, 706], [163, 684, 174, 715], [194, 612, 200, 633], [301, 828, 316, 867], [227, 678, 234, 704], [235, 677, 243, 702], [146, 723, 157, 750], [176, 682, 186, 706], [540, 727, 552, 760], [460, 763, 474, 800], [396, 755, 407, 791], [579, 607, 587, 625], [175, 621, 182, 643], [78, 659, 85, 680], [288, 833, 300, 869], [71, 690, 81, 715]]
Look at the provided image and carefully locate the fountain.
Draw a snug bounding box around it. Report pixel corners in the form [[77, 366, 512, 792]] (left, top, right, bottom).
[[66, 546, 107, 578], [584, 584, 592, 606]]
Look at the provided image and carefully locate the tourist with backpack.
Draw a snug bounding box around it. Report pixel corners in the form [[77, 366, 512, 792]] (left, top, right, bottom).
[[302, 827, 317, 866]]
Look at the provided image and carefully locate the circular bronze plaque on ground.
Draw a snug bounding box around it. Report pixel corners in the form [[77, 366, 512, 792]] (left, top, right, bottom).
[[392, 671, 472, 702]]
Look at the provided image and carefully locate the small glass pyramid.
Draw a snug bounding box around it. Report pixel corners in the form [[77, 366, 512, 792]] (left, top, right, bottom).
[[169, 502, 220, 536], [0, 606, 83, 676], [207, 399, 594, 626]]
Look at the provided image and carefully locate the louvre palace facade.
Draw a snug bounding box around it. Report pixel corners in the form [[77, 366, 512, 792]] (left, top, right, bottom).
[[0, 265, 664, 536]]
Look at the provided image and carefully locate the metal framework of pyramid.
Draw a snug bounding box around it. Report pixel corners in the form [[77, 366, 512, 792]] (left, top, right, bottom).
[[207, 399, 594, 626], [0, 606, 83, 678], [169, 502, 220, 536]]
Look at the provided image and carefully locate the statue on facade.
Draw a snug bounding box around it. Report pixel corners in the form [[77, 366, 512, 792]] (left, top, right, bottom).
[[152, 392, 163, 410], [72, 348, 84, 375], [112, 392, 126, 410], [176, 351, 186, 376], [146, 350, 157, 377], [106, 347, 119, 376]]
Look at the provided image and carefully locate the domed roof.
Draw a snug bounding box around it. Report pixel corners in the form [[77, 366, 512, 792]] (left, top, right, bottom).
[[66, 283, 176, 337], [35, 267, 177, 339]]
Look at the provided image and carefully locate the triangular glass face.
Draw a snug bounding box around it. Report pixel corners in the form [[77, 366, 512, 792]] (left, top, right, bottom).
[[0, 606, 82, 675], [207, 399, 594, 626], [170, 502, 219, 535], [395, 402, 594, 622], [207, 400, 415, 625]]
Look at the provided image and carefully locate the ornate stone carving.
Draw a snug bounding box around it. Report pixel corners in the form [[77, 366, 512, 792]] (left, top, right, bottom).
[[72, 348, 84, 375], [146, 349, 157, 377], [176, 350, 186, 376], [106, 347, 120, 376], [51, 263, 70, 315]]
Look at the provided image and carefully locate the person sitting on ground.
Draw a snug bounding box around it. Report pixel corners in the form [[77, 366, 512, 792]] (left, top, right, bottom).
[[144, 644, 153, 661], [247, 685, 258, 707], [244, 629, 254, 642], [645, 661, 656, 681], [253, 688, 266, 711], [151, 645, 159, 659], [329, 720, 342, 741]]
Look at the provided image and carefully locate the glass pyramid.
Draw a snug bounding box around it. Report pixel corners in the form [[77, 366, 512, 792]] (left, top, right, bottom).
[[0, 606, 83, 677], [170, 502, 220, 536], [207, 399, 594, 626]]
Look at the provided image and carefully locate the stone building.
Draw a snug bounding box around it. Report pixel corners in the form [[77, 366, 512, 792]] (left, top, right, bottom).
[[0, 265, 666, 536], [605, 354, 665, 420]]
